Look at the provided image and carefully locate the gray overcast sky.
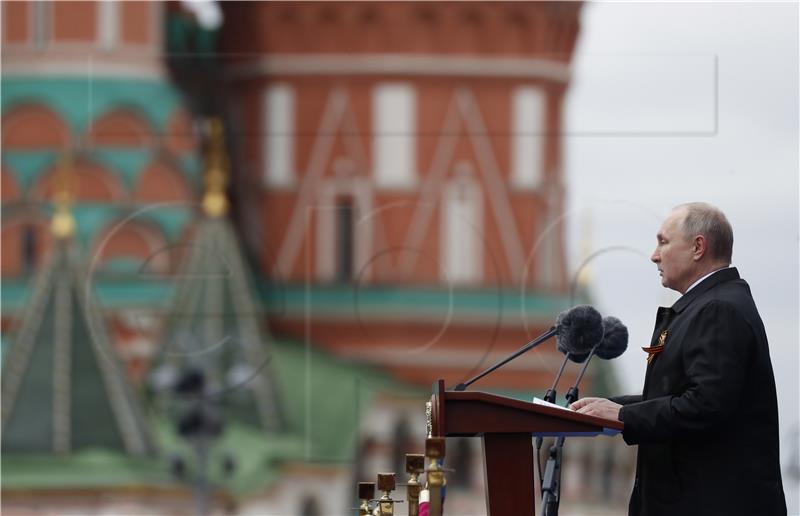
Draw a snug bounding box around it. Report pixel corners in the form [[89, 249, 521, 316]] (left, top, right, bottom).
[[564, 1, 799, 506]]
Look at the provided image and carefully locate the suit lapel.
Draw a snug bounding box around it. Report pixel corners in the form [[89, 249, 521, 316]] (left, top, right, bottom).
[[642, 306, 674, 395]]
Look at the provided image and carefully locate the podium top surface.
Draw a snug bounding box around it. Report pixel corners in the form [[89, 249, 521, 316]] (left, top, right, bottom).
[[430, 380, 623, 437]]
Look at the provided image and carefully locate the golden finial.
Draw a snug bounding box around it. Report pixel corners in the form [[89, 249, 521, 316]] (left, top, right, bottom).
[[201, 117, 229, 217], [50, 152, 76, 238]]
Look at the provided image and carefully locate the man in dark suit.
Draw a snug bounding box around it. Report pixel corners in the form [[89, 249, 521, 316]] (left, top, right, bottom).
[[571, 202, 786, 516]]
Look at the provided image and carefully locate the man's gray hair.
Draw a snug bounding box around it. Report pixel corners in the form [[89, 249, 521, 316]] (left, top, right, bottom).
[[676, 202, 733, 263]]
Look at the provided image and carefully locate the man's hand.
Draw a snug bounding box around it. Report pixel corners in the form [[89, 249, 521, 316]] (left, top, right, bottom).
[[570, 397, 622, 421]]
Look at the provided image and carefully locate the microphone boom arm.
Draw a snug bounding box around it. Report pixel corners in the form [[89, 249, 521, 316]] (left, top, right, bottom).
[[453, 326, 557, 391]]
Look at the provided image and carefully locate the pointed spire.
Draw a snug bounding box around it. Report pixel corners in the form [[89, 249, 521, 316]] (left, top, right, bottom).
[[1, 229, 156, 456], [3, 147, 156, 456], [151, 117, 285, 432]]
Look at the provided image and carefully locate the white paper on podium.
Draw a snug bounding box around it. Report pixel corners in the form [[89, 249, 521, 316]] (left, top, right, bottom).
[[532, 397, 573, 412]]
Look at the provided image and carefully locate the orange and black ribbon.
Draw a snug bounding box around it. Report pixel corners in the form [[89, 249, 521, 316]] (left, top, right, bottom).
[[642, 330, 668, 364]]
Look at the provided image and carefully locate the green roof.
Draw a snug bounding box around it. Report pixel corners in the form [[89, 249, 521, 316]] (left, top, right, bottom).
[[151, 337, 424, 497], [270, 338, 424, 462], [1, 449, 173, 490], [2, 337, 424, 497], [2, 240, 156, 457]]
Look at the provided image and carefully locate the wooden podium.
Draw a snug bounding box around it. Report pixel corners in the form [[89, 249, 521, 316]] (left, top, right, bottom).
[[429, 380, 623, 515]]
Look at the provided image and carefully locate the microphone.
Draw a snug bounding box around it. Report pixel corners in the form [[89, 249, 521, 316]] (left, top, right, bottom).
[[563, 316, 628, 405], [534, 308, 606, 474], [538, 316, 629, 515], [555, 305, 606, 357], [540, 306, 605, 403], [596, 316, 628, 359], [453, 305, 603, 391]]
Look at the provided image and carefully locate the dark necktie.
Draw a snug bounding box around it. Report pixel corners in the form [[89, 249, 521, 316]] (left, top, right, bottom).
[[642, 306, 674, 364]]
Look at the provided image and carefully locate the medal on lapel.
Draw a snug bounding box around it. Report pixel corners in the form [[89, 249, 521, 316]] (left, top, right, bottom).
[[642, 330, 668, 364]]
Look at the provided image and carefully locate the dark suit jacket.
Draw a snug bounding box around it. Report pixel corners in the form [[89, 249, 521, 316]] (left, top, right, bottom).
[[610, 267, 786, 516]]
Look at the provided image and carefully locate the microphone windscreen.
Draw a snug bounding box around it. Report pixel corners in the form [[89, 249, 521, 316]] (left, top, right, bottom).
[[568, 350, 592, 364], [555, 305, 604, 357], [596, 316, 629, 359]]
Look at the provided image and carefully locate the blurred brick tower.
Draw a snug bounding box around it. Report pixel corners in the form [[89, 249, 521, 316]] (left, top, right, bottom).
[[1, 1, 200, 381], [216, 5, 635, 514], [0, 2, 206, 513], [219, 2, 584, 391]]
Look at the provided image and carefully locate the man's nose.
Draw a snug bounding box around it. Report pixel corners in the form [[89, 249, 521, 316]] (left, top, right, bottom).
[[651, 249, 659, 263]]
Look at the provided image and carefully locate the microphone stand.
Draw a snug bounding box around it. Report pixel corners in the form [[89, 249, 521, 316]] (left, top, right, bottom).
[[539, 347, 597, 516], [535, 353, 571, 489], [453, 326, 557, 391]]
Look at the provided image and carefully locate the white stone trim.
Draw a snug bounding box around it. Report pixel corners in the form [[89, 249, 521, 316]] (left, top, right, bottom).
[[97, 0, 119, 51], [400, 88, 525, 282], [276, 88, 371, 280], [276, 89, 348, 278], [372, 82, 417, 189], [458, 88, 525, 281], [399, 94, 461, 277], [511, 86, 546, 190], [32, 0, 49, 51], [441, 166, 483, 285], [262, 83, 296, 188], [1, 53, 165, 79], [226, 54, 571, 82]]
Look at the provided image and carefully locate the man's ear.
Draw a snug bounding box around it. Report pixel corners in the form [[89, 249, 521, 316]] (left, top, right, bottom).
[[692, 235, 707, 261]]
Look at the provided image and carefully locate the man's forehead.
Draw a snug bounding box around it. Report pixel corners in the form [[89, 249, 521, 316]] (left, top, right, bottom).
[[658, 210, 684, 236]]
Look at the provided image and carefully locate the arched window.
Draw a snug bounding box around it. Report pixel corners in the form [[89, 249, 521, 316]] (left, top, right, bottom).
[[32, 159, 125, 203], [2, 104, 70, 149], [335, 194, 355, 282], [1, 217, 51, 277], [88, 108, 154, 147], [134, 161, 193, 204], [315, 166, 372, 283], [92, 219, 170, 277]]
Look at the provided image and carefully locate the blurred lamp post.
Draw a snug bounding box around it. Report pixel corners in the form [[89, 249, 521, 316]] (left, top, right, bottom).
[[151, 366, 236, 515]]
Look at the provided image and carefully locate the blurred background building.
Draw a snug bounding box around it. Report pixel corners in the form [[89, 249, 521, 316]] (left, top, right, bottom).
[[1, 1, 635, 514]]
